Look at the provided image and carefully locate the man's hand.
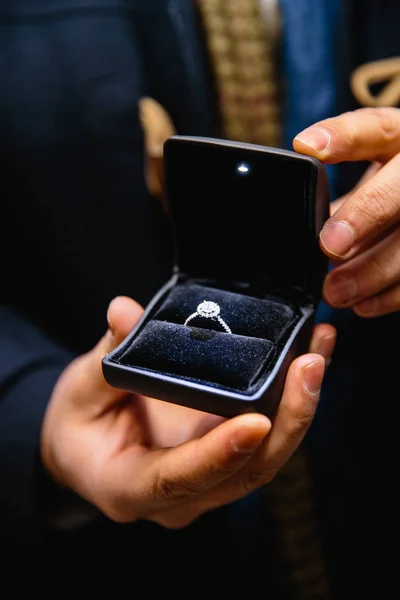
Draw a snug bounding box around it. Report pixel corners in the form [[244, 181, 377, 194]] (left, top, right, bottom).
[[294, 106, 400, 317], [40, 296, 335, 528]]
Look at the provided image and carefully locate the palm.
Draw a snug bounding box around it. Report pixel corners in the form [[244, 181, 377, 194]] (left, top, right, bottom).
[[95, 394, 224, 462]]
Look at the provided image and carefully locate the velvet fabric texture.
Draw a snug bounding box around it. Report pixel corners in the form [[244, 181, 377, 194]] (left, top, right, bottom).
[[116, 283, 299, 393]]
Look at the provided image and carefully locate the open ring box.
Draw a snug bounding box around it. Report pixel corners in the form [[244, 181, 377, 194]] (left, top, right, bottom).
[[102, 136, 330, 418]]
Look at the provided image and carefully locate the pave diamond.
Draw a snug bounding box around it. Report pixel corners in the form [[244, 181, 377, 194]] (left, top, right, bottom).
[[197, 300, 220, 318]]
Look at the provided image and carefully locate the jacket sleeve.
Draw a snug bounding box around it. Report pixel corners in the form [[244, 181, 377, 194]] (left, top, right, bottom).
[[0, 305, 99, 528]]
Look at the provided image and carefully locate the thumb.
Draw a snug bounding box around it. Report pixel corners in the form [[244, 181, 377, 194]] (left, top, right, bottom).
[[77, 296, 144, 414], [104, 295, 144, 351]]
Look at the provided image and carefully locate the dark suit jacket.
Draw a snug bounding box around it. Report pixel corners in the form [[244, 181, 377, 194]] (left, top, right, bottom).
[[0, 0, 398, 596]]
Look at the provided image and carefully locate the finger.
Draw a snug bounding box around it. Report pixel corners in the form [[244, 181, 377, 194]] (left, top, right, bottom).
[[238, 354, 325, 483], [319, 153, 400, 260], [159, 354, 326, 516], [329, 161, 382, 217], [293, 107, 400, 164], [308, 323, 336, 363], [293, 113, 400, 262], [105, 295, 144, 348], [74, 296, 144, 413], [323, 228, 400, 311], [101, 412, 271, 522]]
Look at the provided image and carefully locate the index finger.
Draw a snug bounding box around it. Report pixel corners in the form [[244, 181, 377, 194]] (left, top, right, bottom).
[[293, 107, 400, 164], [293, 108, 400, 260]]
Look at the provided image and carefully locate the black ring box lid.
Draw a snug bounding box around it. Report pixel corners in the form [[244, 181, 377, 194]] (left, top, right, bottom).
[[164, 136, 330, 304]]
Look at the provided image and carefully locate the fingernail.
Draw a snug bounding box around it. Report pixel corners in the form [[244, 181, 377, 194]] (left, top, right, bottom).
[[295, 127, 331, 152], [354, 297, 379, 316], [301, 360, 325, 395], [320, 221, 355, 258], [323, 274, 357, 306]]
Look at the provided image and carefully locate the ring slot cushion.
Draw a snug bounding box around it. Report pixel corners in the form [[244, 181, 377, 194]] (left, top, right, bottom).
[[102, 136, 330, 418]]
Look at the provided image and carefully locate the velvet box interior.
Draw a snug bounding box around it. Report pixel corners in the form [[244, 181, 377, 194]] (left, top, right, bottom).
[[102, 136, 330, 418]]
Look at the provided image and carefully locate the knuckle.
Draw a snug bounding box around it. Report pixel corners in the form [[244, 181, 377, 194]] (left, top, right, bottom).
[[353, 107, 400, 140], [239, 467, 278, 492], [373, 107, 400, 139], [284, 406, 317, 440], [364, 251, 393, 286], [152, 473, 199, 502]]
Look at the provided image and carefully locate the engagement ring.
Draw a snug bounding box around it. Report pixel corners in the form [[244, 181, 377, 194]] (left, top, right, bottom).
[[184, 300, 232, 334]]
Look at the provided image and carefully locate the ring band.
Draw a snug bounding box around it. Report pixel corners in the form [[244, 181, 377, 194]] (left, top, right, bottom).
[[184, 300, 232, 334]]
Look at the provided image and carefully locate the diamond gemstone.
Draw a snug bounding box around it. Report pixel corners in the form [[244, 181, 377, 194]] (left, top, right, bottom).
[[197, 300, 220, 318]]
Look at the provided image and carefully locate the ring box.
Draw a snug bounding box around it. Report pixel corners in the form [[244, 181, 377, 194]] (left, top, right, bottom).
[[102, 136, 330, 418]]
